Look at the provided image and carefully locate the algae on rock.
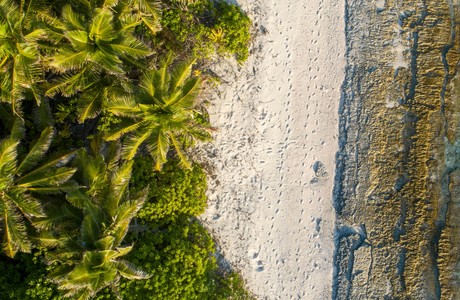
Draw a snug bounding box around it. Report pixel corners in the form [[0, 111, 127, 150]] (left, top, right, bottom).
[[333, 0, 460, 298]]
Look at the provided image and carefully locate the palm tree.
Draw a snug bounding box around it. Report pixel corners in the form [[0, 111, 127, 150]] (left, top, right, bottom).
[[0, 119, 76, 257], [120, 0, 162, 35], [40, 141, 149, 299], [105, 56, 212, 170], [0, 0, 50, 115], [45, 4, 151, 122]]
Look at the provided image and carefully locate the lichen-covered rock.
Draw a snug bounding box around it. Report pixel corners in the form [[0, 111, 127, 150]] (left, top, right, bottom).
[[333, 0, 460, 298]]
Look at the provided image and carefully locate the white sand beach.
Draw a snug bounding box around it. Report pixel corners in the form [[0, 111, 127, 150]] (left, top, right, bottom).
[[200, 0, 346, 298]]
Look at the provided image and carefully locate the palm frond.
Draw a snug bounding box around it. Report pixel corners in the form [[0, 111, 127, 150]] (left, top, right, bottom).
[[33, 203, 80, 230], [89, 50, 123, 74], [66, 30, 89, 50], [81, 209, 102, 246], [23, 29, 48, 42], [66, 189, 91, 209], [121, 128, 152, 160], [110, 190, 147, 245], [0, 139, 19, 178], [33, 98, 54, 129], [132, 0, 161, 34], [105, 141, 121, 171], [157, 53, 172, 92], [104, 120, 148, 141], [2, 199, 31, 257], [89, 8, 115, 43], [0, 0, 18, 20], [61, 5, 85, 31], [106, 94, 140, 117], [75, 150, 107, 195], [139, 70, 156, 97], [77, 89, 104, 122], [115, 259, 150, 279], [35, 231, 65, 248], [140, 15, 161, 34], [148, 128, 169, 170], [169, 133, 191, 169], [109, 160, 133, 210], [110, 36, 151, 59], [17, 167, 76, 188], [48, 49, 87, 72], [9, 117, 25, 141], [167, 76, 200, 108], [94, 236, 115, 251], [45, 69, 89, 97], [16, 126, 54, 175], [16, 150, 77, 183], [169, 59, 195, 93], [4, 189, 44, 218]]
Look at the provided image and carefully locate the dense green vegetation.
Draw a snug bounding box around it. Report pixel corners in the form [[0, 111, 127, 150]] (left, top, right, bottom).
[[0, 0, 252, 298]]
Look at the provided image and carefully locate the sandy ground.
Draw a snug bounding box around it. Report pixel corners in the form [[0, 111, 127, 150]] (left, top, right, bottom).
[[200, 0, 346, 298]]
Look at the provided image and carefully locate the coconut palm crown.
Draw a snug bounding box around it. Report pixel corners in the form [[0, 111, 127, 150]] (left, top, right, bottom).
[[105, 55, 212, 170], [45, 4, 152, 122], [0, 119, 76, 257], [0, 0, 50, 114], [41, 141, 149, 299]]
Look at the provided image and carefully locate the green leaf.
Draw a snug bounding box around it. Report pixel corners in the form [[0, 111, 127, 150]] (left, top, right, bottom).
[[167, 76, 200, 108], [122, 128, 152, 160], [62, 5, 85, 31], [169, 59, 195, 93], [2, 199, 31, 257], [149, 128, 169, 170], [77, 89, 103, 122], [49, 49, 87, 72], [16, 126, 54, 174], [170, 133, 191, 169], [115, 259, 150, 279], [4, 189, 44, 218], [67, 189, 91, 209], [109, 160, 133, 211], [0, 139, 18, 179], [104, 120, 148, 141], [89, 9, 115, 43], [16, 150, 76, 183], [35, 231, 63, 248], [17, 167, 76, 188], [81, 210, 102, 246], [10, 118, 25, 141], [66, 30, 89, 50], [110, 36, 151, 59], [94, 236, 115, 250]]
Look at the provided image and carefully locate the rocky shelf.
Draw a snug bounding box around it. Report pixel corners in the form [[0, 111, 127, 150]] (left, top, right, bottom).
[[333, 0, 460, 298]]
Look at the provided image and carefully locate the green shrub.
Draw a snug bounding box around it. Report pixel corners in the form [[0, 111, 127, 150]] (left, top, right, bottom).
[[120, 219, 216, 299], [131, 157, 208, 222], [0, 251, 60, 300], [158, 0, 251, 62], [211, 1, 251, 62]]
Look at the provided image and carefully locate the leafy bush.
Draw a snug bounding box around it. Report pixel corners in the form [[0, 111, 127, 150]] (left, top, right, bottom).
[[131, 157, 208, 222], [94, 217, 253, 300], [158, 0, 251, 61], [120, 218, 216, 299], [211, 1, 251, 62], [0, 251, 60, 300]]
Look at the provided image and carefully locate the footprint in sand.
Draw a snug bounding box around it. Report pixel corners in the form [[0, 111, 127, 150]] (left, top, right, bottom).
[[312, 160, 328, 178]]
